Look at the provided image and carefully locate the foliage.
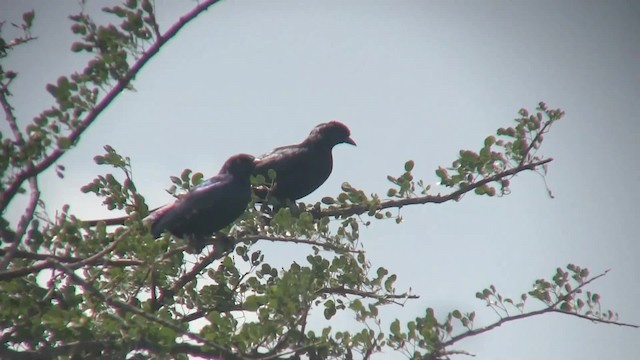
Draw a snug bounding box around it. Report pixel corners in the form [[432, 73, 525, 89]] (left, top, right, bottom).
[[0, 2, 635, 360]]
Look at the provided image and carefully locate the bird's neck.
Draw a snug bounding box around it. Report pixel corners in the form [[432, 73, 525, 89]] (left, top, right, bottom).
[[304, 139, 336, 152]]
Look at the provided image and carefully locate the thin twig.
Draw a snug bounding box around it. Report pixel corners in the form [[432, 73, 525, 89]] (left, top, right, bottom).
[[0, 77, 39, 270], [0, 338, 238, 359], [0, 228, 133, 281], [153, 247, 222, 311], [518, 118, 554, 169], [316, 287, 418, 301], [258, 343, 324, 360], [4, 35, 38, 50], [181, 303, 250, 323], [0, 249, 143, 267], [241, 234, 364, 254], [550, 309, 639, 328], [65, 232, 127, 269]]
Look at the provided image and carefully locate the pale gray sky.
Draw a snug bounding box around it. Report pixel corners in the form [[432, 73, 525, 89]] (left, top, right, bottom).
[[2, 1, 639, 359]]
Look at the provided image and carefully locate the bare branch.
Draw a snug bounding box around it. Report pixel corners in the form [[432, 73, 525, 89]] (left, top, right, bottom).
[[3, 35, 38, 50], [550, 309, 639, 328]]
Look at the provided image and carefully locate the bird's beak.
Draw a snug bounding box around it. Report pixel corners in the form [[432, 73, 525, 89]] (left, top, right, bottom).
[[344, 137, 356, 146]]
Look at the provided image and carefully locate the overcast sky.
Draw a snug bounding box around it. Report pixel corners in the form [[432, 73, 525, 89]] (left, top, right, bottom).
[[2, 1, 639, 359]]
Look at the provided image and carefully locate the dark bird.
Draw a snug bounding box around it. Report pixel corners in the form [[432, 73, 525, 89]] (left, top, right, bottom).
[[253, 121, 356, 202], [149, 154, 256, 244]]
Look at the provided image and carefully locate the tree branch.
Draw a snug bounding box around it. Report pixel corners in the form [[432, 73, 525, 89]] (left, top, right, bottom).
[[0, 331, 240, 359], [0, 78, 41, 270], [50, 258, 239, 359], [80, 157, 553, 229], [0, 177, 39, 270], [435, 269, 638, 354], [0, 259, 52, 281], [0, 78, 26, 145], [152, 233, 363, 309], [180, 303, 251, 323], [314, 158, 552, 219], [549, 309, 639, 328], [316, 286, 418, 302], [3, 35, 38, 51], [241, 234, 364, 254], [153, 246, 225, 311], [518, 117, 554, 169], [0, 248, 143, 267], [65, 232, 127, 269], [0, 0, 224, 213], [0, 228, 132, 280]]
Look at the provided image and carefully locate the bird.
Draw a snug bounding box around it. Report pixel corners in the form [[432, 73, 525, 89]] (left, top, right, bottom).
[[149, 154, 256, 246], [253, 121, 356, 203]]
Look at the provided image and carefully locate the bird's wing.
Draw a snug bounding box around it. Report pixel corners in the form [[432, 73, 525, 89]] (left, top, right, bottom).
[[191, 174, 228, 194], [172, 173, 232, 212], [255, 145, 306, 172], [150, 174, 232, 237]]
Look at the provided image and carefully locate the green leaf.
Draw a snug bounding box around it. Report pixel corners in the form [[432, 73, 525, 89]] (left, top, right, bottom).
[[321, 196, 335, 205], [390, 319, 401, 336], [191, 172, 204, 185], [124, 0, 138, 10], [341, 182, 352, 192], [384, 274, 397, 292], [324, 300, 336, 320], [57, 137, 71, 149], [404, 160, 414, 172], [180, 168, 192, 182], [142, 0, 154, 13], [484, 135, 496, 147]]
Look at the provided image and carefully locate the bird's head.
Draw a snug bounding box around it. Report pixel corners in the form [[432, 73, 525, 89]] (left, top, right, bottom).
[[220, 153, 256, 178], [308, 121, 356, 147]]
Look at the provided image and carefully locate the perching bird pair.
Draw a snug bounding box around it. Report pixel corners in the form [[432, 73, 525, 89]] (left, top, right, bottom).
[[149, 121, 355, 246]]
